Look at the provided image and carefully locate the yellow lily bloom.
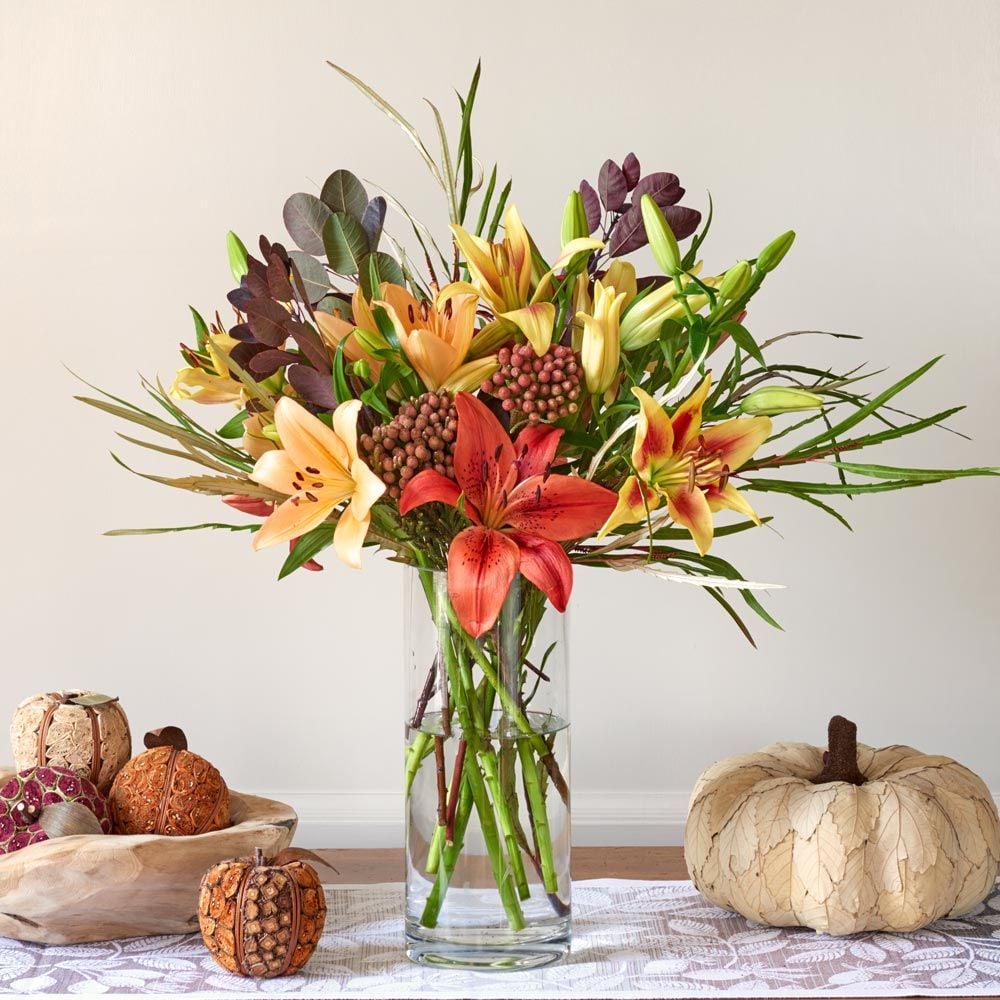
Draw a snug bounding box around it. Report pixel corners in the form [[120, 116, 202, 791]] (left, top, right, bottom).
[[578, 279, 627, 396], [451, 205, 534, 314], [249, 398, 385, 568], [377, 282, 493, 391], [171, 330, 242, 405], [598, 377, 771, 554]]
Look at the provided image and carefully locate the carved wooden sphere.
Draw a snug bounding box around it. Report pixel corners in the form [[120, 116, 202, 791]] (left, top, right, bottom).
[[199, 848, 327, 977], [0, 766, 111, 855], [109, 727, 229, 836], [686, 716, 1000, 934], [10, 691, 131, 794]]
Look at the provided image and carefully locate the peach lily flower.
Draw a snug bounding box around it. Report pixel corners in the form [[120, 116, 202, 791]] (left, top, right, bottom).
[[377, 283, 496, 391], [598, 377, 771, 554], [399, 392, 617, 637], [249, 397, 385, 568]]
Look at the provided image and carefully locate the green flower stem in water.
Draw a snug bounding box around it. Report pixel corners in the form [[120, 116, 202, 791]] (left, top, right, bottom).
[[420, 763, 474, 927], [518, 739, 559, 894]]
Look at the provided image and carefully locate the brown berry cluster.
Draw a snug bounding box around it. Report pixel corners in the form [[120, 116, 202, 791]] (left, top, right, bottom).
[[481, 342, 582, 423], [360, 392, 458, 500]]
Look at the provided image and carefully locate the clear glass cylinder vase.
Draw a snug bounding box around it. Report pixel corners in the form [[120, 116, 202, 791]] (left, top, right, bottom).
[[403, 567, 571, 970]]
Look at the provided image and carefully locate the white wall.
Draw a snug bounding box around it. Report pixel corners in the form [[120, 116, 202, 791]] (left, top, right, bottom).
[[2, 0, 998, 847]]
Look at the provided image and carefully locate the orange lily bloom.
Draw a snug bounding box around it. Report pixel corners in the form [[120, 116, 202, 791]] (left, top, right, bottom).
[[249, 397, 385, 568], [598, 377, 771, 554], [313, 288, 382, 375], [399, 393, 617, 636], [377, 283, 495, 391]]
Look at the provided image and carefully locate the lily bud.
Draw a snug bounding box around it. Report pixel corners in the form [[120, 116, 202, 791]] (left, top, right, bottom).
[[719, 260, 751, 301], [640, 195, 681, 276], [619, 273, 719, 351], [226, 231, 249, 282], [740, 386, 823, 416], [757, 230, 796, 273], [351, 359, 371, 380], [560, 191, 589, 247], [579, 280, 627, 395]]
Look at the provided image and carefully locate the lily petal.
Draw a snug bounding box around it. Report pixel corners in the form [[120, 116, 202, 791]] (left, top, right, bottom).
[[351, 459, 387, 519], [399, 469, 463, 515], [249, 449, 301, 495], [333, 505, 370, 569], [447, 526, 520, 637], [705, 481, 762, 524], [631, 387, 675, 478], [273, 397, 351, 474], [509, 533, 573, 612], [500, 303, 556, 356], [504, 473, 618, 541], [597, 475, 660, 538], [332, 399, 363, 464], [551, 237, 605, 271], [449, 224, 504, 306], [442, 356, 500, 394], [453, 392, 515, 511], [252, 493, 335, 550], [670, 375, 711, 453], [667, 484, 714, 555], [700, 415, 773, 472], [512, 423, 563, 480]]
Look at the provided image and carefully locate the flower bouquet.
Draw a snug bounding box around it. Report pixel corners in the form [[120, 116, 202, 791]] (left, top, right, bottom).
[[82, 62, 996, 969]]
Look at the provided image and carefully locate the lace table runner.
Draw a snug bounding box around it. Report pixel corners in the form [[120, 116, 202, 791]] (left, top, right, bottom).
[[1, 879, 999, 997]]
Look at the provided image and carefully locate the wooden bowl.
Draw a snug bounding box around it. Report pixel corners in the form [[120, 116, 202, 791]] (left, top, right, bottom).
[[0, 768, 296, 943]]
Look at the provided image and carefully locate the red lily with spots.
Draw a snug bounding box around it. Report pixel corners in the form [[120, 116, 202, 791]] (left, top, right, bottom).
[[400, 393, 617, 637]]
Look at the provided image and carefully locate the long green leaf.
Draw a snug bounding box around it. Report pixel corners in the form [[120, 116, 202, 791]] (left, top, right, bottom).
[[789, 356, 942, 455], [106, 523, 259, 537], [832, 461, 1000, 481], [744, 477, 943, 496], [456, 61, 481, 223], [327, 62, 444, 190], [278, 523, 335, 579], [425, 99, 458, 223]]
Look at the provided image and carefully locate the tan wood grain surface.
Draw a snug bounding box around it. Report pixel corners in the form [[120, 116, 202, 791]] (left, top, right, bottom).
[[314, 847, 974, 999], [317, 845, 687, 884]]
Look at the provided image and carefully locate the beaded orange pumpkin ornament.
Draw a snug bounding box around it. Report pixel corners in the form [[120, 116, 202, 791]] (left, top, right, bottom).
[[109, 727, 229, 836], [199, 848, 327, 977]]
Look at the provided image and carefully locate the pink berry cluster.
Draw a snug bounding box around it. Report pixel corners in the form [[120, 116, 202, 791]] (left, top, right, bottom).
[[481, 342, 582, 423]]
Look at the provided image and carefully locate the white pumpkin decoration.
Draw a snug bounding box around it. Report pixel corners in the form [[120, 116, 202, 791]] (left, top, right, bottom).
[[686, 716, 1000, 934]]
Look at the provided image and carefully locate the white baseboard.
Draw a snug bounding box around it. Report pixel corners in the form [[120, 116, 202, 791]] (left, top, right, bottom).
[[254, 788, 1000, 849], [253, 789, 691, 848]]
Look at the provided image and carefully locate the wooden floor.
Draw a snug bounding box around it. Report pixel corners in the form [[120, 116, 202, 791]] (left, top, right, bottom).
[[317, 845, 687, 883]]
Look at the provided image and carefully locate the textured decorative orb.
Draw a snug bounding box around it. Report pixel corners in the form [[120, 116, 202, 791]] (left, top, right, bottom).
[[109, 727, 230, 836], [199, 849, 326, 977], [0, 766, 111, 855], [10, 690, 132, 795], [685, 715, 1000, 935]]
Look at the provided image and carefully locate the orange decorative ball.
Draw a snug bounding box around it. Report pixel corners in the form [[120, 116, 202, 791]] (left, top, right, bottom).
[[109, 727, 230, 836], [199, 848, 327, 977]]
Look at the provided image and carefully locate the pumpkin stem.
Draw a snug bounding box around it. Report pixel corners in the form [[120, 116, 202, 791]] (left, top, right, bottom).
[[813, 715, 866, 785], [254, 847, 265, 867]]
